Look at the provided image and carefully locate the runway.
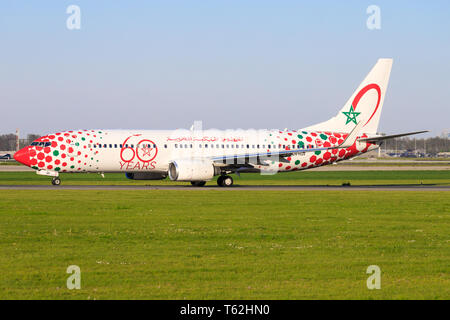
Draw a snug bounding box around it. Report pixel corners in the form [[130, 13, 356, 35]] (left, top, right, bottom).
[[1, 164, 449, 172], [1, 184, 449, 191]]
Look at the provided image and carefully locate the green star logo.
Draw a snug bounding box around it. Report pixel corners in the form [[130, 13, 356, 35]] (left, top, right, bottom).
[[342, 105, 361, 125]]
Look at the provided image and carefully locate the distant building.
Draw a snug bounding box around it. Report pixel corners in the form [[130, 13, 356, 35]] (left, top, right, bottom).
[[437, 152, 450, 158], [441, 129, 450, 139]]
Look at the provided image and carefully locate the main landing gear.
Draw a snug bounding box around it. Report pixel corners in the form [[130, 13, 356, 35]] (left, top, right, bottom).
[[51, 177, 61, 186], [191, 181, 207, 187], [217, 175, 233, 187]]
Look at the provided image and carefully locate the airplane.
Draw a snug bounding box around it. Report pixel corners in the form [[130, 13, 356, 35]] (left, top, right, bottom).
[[14, 58, 427, 186]]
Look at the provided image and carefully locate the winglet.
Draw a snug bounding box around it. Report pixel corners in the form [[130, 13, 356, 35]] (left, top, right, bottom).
[[339, 121, 364, 148]]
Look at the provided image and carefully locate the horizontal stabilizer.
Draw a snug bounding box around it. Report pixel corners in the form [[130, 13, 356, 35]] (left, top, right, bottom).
[[358, 130, 428, 143]]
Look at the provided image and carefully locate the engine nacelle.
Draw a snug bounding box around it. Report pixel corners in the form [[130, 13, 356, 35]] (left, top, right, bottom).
[[168, 159, 215, 181], [125, 172, 167, 180]]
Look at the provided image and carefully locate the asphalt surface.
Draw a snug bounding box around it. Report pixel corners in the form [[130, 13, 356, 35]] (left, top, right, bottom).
[[1, 165, 449, 172], [0, 184, 449, 191]]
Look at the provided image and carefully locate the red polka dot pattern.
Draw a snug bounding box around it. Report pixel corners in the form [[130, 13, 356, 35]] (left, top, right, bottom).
[[26, 130, 106, 172]]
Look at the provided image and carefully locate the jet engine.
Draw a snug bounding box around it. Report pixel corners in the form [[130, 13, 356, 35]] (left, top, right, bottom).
[[168, 159, 217, 181], [125, 172, 167, 180]]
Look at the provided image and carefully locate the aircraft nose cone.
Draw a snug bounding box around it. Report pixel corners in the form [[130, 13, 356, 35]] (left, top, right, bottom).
[[14, 147, 31, 166]]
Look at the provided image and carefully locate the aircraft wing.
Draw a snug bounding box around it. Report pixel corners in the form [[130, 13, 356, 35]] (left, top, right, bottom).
[[212, 146, 334, 164], [212, 122, 364, 164]]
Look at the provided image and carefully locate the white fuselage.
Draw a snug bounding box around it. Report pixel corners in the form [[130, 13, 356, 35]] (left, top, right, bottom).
[[25, 128, 377, 175]]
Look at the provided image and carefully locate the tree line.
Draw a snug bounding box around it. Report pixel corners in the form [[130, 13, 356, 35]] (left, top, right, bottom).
[[382, 136, 449, 155], [0, 134, 41, 151]]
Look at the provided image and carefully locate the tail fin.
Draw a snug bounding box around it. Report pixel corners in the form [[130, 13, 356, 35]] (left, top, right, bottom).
[[304, 58, 393, 134]]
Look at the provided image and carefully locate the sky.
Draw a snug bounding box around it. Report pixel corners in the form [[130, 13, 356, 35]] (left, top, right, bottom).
[[0, 1, 449, 137]]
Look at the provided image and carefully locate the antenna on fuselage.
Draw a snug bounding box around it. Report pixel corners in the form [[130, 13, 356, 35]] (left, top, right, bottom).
[[190, 120, 203, 132]]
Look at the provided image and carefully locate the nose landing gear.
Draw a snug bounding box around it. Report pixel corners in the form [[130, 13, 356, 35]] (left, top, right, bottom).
[[36, 169, 61, 186], [217, 175, 233, 187]]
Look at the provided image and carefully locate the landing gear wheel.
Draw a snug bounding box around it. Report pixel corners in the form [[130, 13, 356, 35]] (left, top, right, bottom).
[[52, 177, 61, 186], [191, 181, 206, 187], [217, 175, 233, 187], [222, 175, 233, 187]]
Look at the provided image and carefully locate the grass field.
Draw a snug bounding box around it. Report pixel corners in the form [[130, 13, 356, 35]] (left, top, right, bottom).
[[0, 170, 449, 186], [0, 187, 449, 299]]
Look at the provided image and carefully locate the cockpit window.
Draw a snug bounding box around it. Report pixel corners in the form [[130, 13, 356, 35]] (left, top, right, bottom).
[[31, 142, 51, 147]]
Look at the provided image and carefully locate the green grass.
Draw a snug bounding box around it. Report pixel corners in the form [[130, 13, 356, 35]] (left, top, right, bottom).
[[0, 190, 448, 299], [338, 162, 450, 166], [0, 170, 449, 186], [373, 157, 450, 161]]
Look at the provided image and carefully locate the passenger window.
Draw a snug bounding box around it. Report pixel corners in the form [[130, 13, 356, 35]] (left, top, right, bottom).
[[109, 144, 112, 148], [164, 144, 167, 148], [175, 144, 178, 148], [99, 144, 102, 148]]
